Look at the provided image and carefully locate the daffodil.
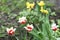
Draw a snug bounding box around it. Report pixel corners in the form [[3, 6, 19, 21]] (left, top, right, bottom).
[[43, 10, 48, 14], [40, 7, 44, 12], [38, 1, 45, 7], [30, 2, 35, 9], [26, 2, 31, 9], [40, 9, 49, 14], [40, 6, 48, 14], [26, 2, 35, 10]]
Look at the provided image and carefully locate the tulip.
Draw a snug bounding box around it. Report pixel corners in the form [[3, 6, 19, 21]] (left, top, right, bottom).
[[6, 27, 16, 35], [18, 17, 27, 24], [24, 24, 34, 32], [51, 23, 58, 31]]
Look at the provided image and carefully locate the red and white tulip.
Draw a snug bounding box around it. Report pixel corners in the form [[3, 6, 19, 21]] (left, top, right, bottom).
[[18, 17, 27, 24], [6, 27, 16, 35], [51, 23, 58, 31], [24, 24, 34, 32]]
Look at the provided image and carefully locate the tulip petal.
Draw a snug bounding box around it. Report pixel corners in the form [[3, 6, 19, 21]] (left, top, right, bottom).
[[13, 28, 16, 32], [6, 28, 9, 32]]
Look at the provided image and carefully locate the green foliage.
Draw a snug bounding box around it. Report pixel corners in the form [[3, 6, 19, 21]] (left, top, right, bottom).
[[0, 0, 27, 39], [0, 0, 58, 40], [17, 1, 56, 40]]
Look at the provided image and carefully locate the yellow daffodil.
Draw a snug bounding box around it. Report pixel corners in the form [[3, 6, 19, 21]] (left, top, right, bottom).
[[43, 10, 48, 14], [40, 7, 44, 12], [30, 2, 35, 9], [40, 7, 48, 14], [41, 6, 43, 9], [26, 2, 31, 9], [40, 9, 44, 13], [38, 1, 45, 6], [26, 2, 35, 10], [40, 9, 48, 14]]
